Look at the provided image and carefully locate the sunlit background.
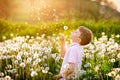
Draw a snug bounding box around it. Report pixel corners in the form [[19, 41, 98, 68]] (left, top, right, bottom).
[[0, 0, 120, 23], [0, 0, 120, 80]]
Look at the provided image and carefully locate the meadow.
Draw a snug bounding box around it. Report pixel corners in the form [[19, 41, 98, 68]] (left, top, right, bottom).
[[0, 19, 120, 41], [0, 19, 120, 80]]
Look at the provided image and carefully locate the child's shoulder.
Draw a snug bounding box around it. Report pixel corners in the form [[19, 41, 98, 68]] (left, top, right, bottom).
[[69, 44, 82, 51]]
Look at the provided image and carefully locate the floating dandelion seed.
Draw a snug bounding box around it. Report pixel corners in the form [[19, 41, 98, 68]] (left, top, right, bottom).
[[53, 9, 56, 12], [38, 17, 40, 20], [101, 32, 105, 36], [26, 35, 30, 39], [25, 22, 28, 24], [63, 26, 68, 30], [2, 36, 6, 40], [10, 33, 14, 37], [31, 36, 34, 39]]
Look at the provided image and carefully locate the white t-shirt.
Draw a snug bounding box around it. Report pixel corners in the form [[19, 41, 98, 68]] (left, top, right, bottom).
[[60, 42, 84, 79]]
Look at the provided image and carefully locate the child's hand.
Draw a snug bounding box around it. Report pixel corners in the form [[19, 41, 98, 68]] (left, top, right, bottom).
[[59, 35, 66, 43], [53, 74, 62, 80]]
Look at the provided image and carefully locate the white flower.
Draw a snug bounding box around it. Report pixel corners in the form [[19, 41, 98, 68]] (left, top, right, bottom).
[[18, 51, 23, 56], [114, 43, 119, 49], [45, 67, 49, 71], [80, 70, 86, 75], [115, 75, 120, 80], [0, 72, 4, 77], [10, 33, 14, 37], [41, 34, 45, 38], [11, 69, 16, 74], [83, 78, 87, 80], [2, 36, 6, 40], [113, 68, 120, 72], [42, 69, 48, 74], [43, 56, 47, 59], [41, 67, 44, 70], [0, 78, 4, 80], [85, 53, 92, 58], [117, 53, 120, 58], [31, 36, 34, 39], [26, 35, 30, 39], [94, 65, 100, 72], [22, 43, 28, 48], [14, 60, 19, 64], [97, 53, 104, 58], [33, 61, 38, 66], [31, 71, 38, 77], [20, 62, 26, 68], [16, 55, 22, 60], [51, 54, 56, 59], [101, 32, 105, 36], [55, 56, 60, 62], [35, 58, 41, 63], [27, 58, 32, 63], [108, 71, 116, 77], [33, 53, 39, 59], [23, 52, 29, 56], [89, 45, 94, 50], [116, 35, 120, 38], [84, 63, 91, 67], [7, 64, 12, 69], [4, 76, 11, 80], [110, 58, 115, 63]]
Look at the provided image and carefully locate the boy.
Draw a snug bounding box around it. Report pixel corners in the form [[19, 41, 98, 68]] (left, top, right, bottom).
[[54, 26, 92, 80]]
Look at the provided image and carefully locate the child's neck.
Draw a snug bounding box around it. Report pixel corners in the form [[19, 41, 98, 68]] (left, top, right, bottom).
[[72, 40, 80, 44]]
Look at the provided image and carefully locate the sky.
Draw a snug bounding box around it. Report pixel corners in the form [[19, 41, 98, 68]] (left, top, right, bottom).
[[113, 0, 120, 12]]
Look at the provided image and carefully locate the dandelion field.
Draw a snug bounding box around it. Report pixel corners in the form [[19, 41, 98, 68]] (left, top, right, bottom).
[[0, 0, 120, 79], [0, 28, 120, 80]]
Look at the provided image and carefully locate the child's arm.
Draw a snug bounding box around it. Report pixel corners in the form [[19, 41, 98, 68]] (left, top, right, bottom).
[[59, 36, 67, 58]]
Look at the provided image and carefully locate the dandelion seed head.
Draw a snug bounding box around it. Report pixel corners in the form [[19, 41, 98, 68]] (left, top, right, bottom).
[[4, 76, 11, 80], [63, 26, 68, 30], [20, 62, 26, 68], [31, 71, 37, 77]]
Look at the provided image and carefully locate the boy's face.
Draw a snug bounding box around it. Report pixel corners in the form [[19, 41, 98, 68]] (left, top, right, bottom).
[[70, 29, 81, 42]]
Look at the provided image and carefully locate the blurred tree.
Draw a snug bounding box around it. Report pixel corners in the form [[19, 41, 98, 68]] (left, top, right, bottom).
[[0, 0, 120, 22]]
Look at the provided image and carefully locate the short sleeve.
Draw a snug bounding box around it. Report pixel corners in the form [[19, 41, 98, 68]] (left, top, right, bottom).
[[67, 47, 78, 63]]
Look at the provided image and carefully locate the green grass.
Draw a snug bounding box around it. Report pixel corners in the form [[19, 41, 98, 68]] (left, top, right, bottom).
[[0, 19, 120, 41]]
